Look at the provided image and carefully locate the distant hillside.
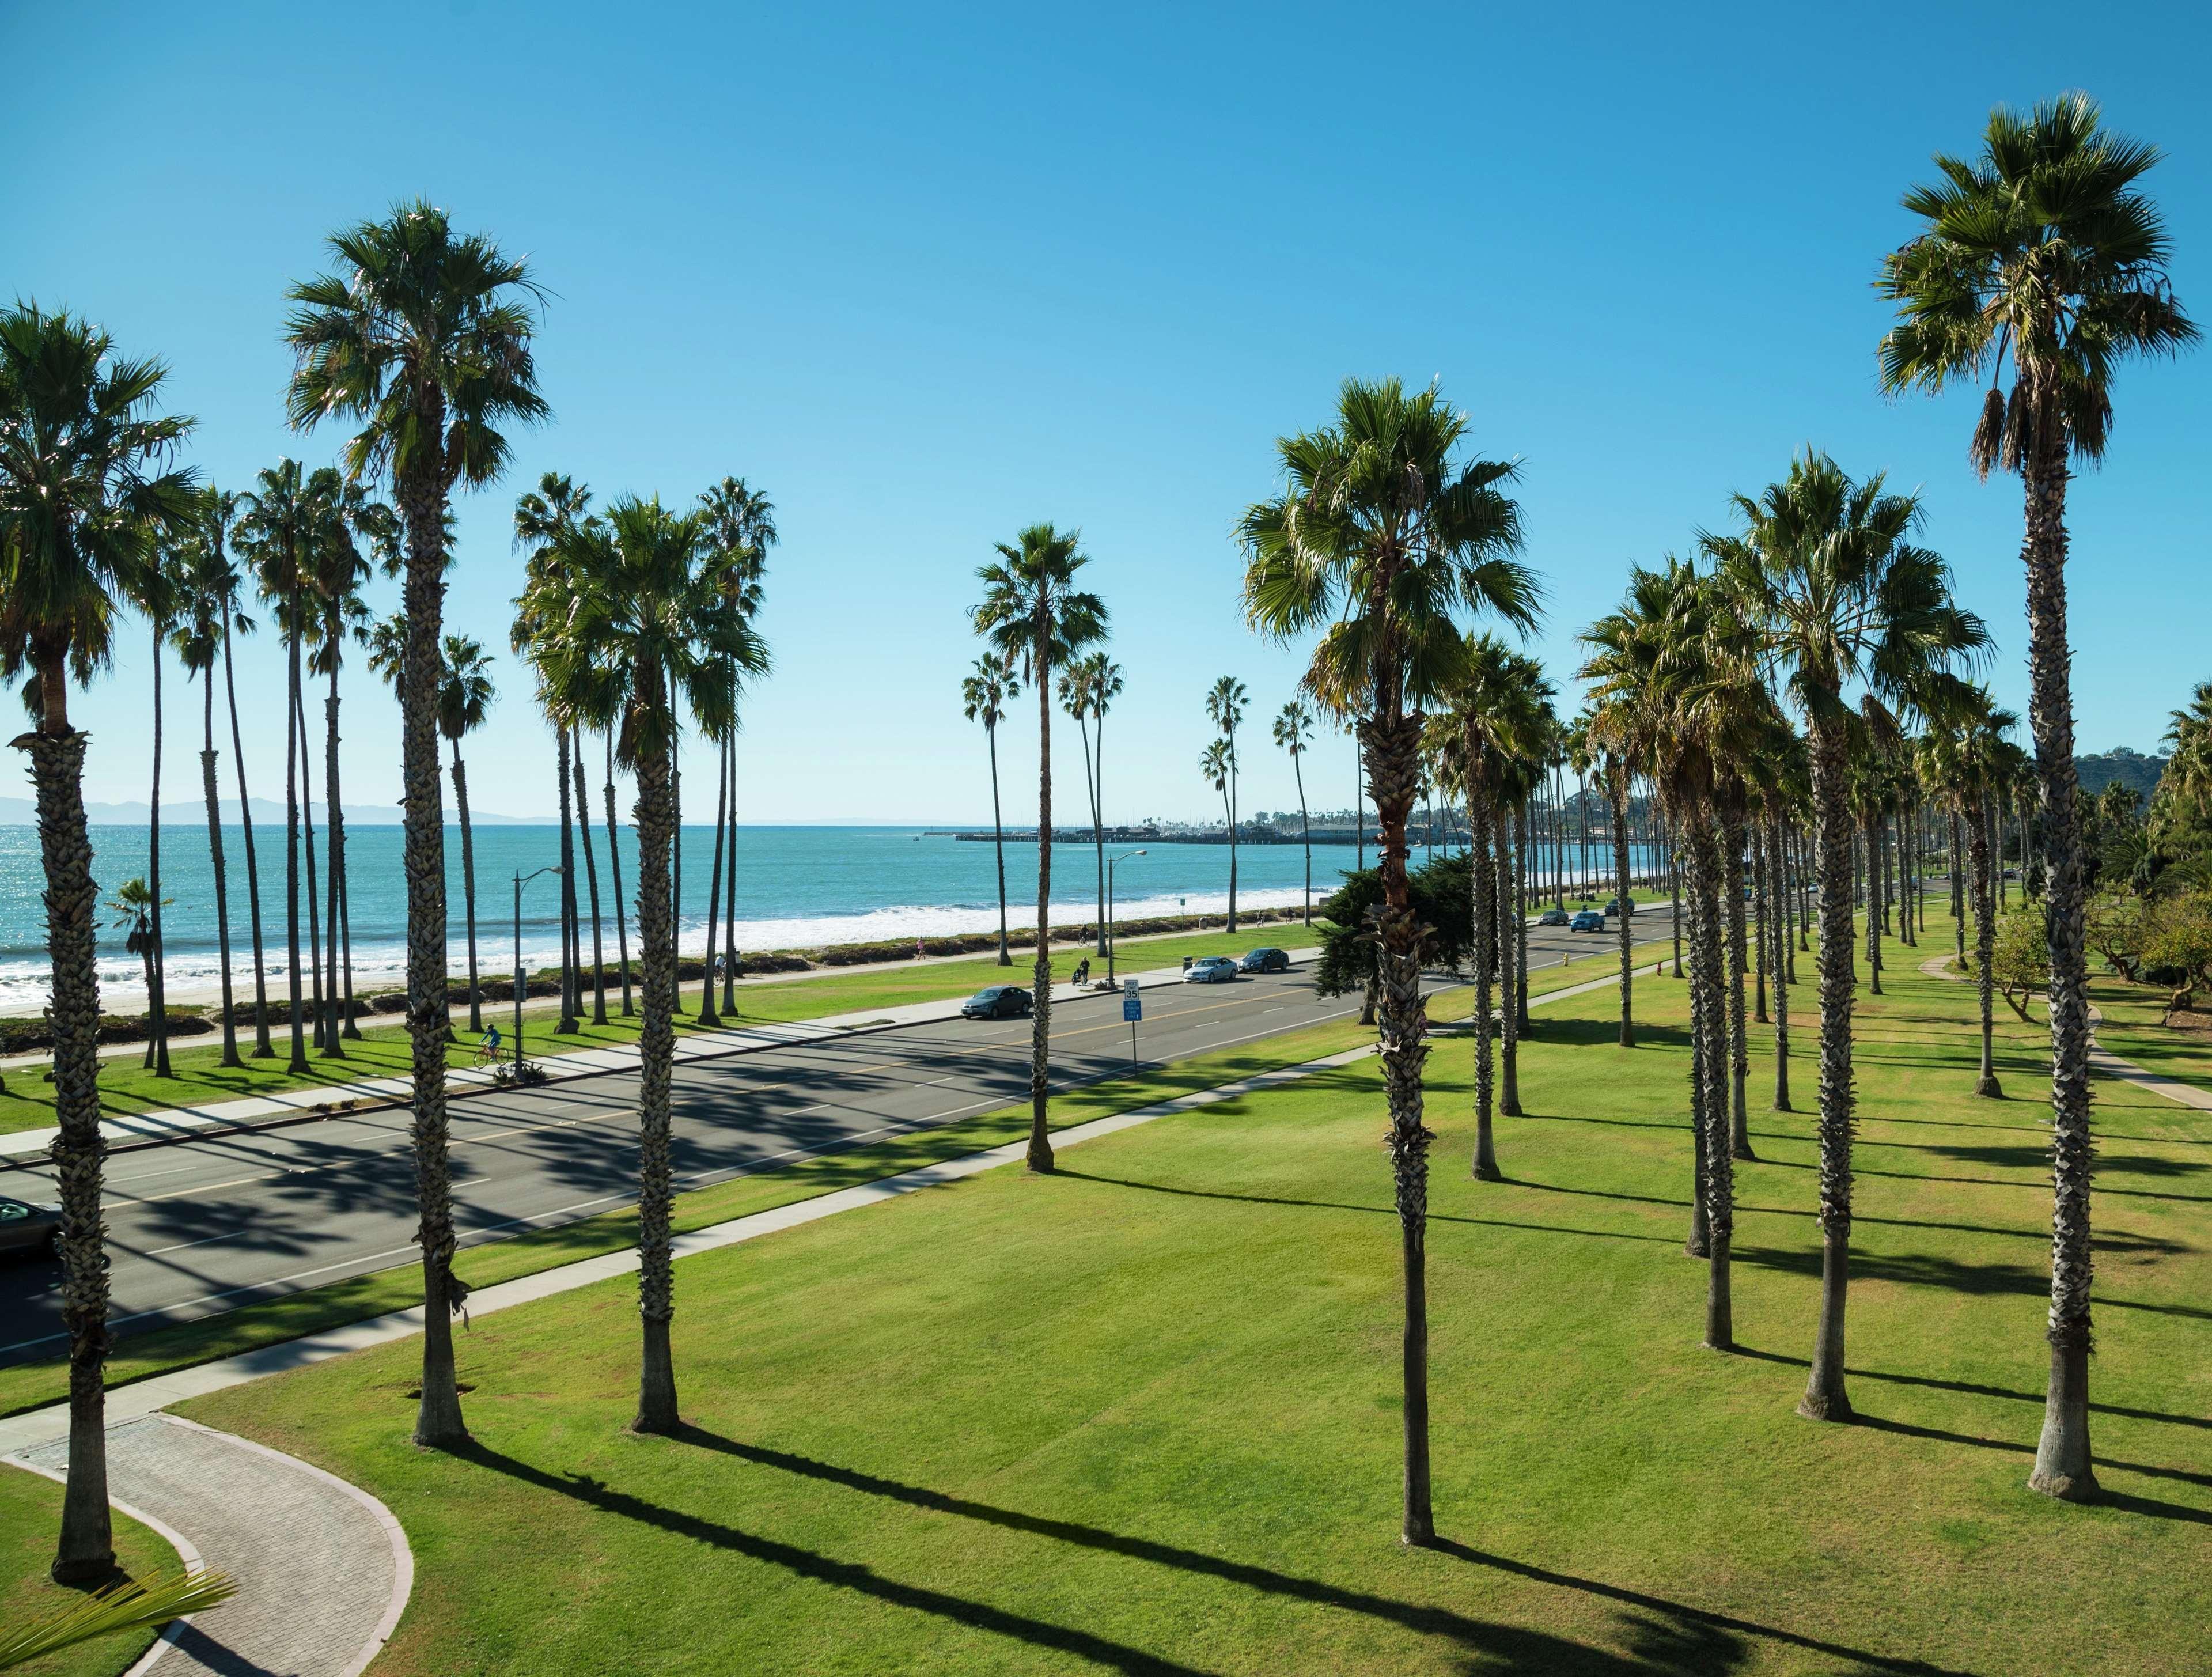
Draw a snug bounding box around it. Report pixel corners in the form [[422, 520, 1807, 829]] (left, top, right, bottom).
[[2076, 748, 2168, 801]]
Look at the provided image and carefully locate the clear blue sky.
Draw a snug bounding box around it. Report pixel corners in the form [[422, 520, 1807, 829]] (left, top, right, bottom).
[[7, 0, 2208, 825]]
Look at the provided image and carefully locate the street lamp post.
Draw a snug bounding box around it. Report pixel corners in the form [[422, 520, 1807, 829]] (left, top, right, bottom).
[[1105, 849, 1147, 987], [513, 865, 563, 1072]]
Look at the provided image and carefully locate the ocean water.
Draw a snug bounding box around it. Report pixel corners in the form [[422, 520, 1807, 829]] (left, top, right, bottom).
[[0, 823, 1368, 1013], [0, 819, 1658, 1013]]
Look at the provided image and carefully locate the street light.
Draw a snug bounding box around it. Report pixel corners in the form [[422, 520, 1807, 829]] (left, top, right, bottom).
[[512, 865, 563, 1072], [1105, 849, 1147, 986]]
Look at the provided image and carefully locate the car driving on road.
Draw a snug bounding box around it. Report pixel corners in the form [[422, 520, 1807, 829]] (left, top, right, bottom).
[[960, 985, 1033, 1020], [1570, 909, 1607, 932], [1237, 948, 1289, 974], [1184, 956, 1239, 984], [0, 1196, 62, 1259], [1537, 908, 1571, 928]]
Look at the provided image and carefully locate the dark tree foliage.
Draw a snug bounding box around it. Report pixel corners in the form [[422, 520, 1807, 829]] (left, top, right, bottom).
[[1313, 851, 1475, 997]]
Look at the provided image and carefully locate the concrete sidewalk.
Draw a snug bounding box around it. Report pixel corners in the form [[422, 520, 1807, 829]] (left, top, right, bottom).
[[0, 953, 1315, 1162]]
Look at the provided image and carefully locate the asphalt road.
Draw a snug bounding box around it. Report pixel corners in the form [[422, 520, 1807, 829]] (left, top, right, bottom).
[[0, 911, 1673, 1365]]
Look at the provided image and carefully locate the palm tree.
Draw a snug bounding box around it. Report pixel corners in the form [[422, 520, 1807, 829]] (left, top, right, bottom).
[[235, 460, 321, 1071], [700, 478, 776, 1014], [307, 482, 381, 1050], [514, 474, 596, 1035], [1273, 699, 1316, 922], [0, 300, 195, 1584], [1953, 694, 2019, 1097], [171, 501, 251, 1067], [1084, 656, 1124, 955], [1880, 95, 2196, 1499], [440, 636, 497, 1032], [1240, 376, 1533, 1547], [1205, 676, 1249, 932], [104, 876, 173, 1028], [1199, 739, 1234, 885], [972, 524, 1108, 1175], [286, 200, 547, 1449], [1707, 449, 1987, 1421], [185, 489, 274, 1057], [536, 494, 766, 1433], [962, 653, 1021, 966], [128, 552, 177, 1074]]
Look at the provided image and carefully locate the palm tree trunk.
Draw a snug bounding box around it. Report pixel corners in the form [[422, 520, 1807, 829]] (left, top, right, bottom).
[[22, 689, 115, 1584], [1516, 802, 1531, 1031], [1495, 806, 1521, 1119], [988, 722, 1011, 966], [453, 742, 483, 1034], [1226, 751, 1240, 935], [321, 668, 347, 1059], [1800, 715, 1858, 1422], [699, 738, 726, 1025], [283, 633, 307, 1073], [145, 622, 171, 1076], [221, 611, 272, 1058], [1769, 816, 1791, 1112], [1026, 615, 1056, 1173], [670, 755, 682, 933], [1688, 810, 1733, 1351], [1681, 824, 1711, 1263], [200, 672, 243, 1068], [1668, 811, 1683, 979], [1468, 785, 1499, 1182], [1950, 809, 1966, 967], [1362, 707, 1434, 1547], [1863, 809, 1884, 997], [604, 732, 633, 1014], [1754, 811, 1770, 1025], [2020, 450, 2097, 1501], [1968, 790, 2001, 1097], [1078, 713, 1105, 957], [1611, 767, 1634, 1047], [297, 687, 327, 1055], [631, 672, 681, 1434], [722, 729, 739, 1013], [556, 725, 579, 1033], [340, 855, 358, 1040], [1294, 749, 1311, 923], [1724, 804, 1753, 1162], [397, 480, 467, 1451], [573, 743, 607, 1025]]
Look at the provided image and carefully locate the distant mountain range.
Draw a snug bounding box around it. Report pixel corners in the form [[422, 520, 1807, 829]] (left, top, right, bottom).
[[2075, 748, 2169, 801], [0, 796, 544, 827]]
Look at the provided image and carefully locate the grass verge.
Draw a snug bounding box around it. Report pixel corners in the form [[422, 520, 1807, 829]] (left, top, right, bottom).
[[169, 912, 2212, 1674], [0, 1464, 177, 1677]]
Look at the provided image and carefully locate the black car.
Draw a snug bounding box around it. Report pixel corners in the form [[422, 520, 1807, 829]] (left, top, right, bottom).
[[960, 985, 1033, 1020], [1238, 948, 1290, 974], [0, 1195, 62, 1259]]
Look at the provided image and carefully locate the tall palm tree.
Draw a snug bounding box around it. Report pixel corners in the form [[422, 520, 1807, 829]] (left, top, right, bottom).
[[307, 482, 381, 1050], [235, 459, 321, 1072], [1240, 376, 1533, 1547], [286, 200, 547, 1449], [191, 490, 274, 1057], [1707, 449, 1987, 1421], [1880, 94, 2195, 1499], [972, 524, 1107, 1175], [1954, 694, 2019, 1097], [963, 654, 1021, 966], [439, 636, 497, 1032], [0, 300, 195, 1583], [171, 501, 251, 1067], [1199, 739, 1234, 884], [1205, 676, 1248, 932], [1273, 699, 1316, 923], [535, 494, 766, 1432], [700, 479, 775, 1013], [128, 552, 178, 1074]]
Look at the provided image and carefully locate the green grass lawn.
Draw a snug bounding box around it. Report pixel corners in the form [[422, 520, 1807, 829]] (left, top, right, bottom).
[[0, 1466, 178, 1677], [170, 913, 2212, 1675], [0, 925, 1331, 1137]]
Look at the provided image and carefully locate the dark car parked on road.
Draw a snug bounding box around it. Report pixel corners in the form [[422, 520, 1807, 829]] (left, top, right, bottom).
[[960, 985, 1033, 1020], [1238, 948, 1290, 974], [0, 1196, 61, 1259]]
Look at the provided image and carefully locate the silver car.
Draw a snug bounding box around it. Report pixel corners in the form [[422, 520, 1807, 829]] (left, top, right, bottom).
[[0, 1195, 62, 1259]]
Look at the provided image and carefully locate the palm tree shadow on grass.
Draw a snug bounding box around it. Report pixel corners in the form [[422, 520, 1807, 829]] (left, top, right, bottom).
[[669, 1429, 1971, 1676], [456, 1432, 1758, 1676], [1732, 1245, 2212, 1322], [1053, 1170, 1678, 1246]]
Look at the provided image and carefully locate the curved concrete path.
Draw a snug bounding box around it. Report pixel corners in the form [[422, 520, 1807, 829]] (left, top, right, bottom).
[[7, 1414, 410, 1676], [1918, 951, 2212, 1114]]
